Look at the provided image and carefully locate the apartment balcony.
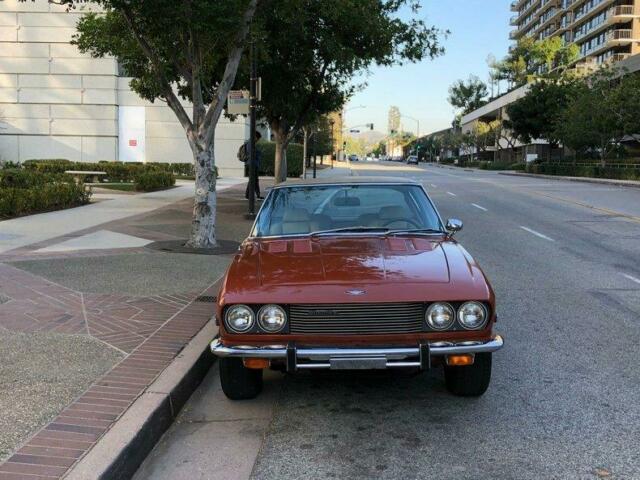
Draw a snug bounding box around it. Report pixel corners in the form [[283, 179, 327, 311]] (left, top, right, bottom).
[[510, 0, 519, 12], [510, 29, 521, 40], [607, 4, 639, 23], [510, 15, 519, 26], [607, 52, 631, 63], [608, 28, 636, 45]]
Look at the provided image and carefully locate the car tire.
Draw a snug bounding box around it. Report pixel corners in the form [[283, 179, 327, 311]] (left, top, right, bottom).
[[444, 353, 492, 397], [219, 357, 263, 400]]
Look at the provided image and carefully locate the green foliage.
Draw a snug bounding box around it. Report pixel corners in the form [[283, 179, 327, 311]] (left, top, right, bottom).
[[248, 0, 446, 181], [506, 79, 579, 146], [448, 75, 489, 115], [20, 159, 195, 181], [491, 36, 579, 88], [0, 169, 91, 219], [526, 163, 640, 180], [0, 169, 74, 188], [72, 0, 251, 106], [554, 69, 640, 163], [258, 141, 303, 177], [134, 171, 176, 191]]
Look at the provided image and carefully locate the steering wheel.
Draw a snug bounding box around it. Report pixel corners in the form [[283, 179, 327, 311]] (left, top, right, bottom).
[[382, 218, 421, 229]]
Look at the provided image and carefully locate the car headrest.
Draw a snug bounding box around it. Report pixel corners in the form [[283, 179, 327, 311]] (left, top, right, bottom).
[[379, 205, 406, 219], [333, 196, 361, 207], [282, 208, 310, 222]]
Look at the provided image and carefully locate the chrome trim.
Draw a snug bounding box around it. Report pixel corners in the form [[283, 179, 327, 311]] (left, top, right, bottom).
[[210, 335, 504, 369]]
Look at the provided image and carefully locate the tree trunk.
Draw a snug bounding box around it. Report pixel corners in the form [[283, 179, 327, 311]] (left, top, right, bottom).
[[187, 142, 217, 248], [273, 128, 288, 184]]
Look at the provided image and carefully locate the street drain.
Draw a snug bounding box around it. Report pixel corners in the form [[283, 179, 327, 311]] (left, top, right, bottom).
[[195, 295, 217, 303]]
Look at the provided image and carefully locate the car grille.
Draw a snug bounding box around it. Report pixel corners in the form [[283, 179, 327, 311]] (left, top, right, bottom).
[[289, 302, 424, 335]]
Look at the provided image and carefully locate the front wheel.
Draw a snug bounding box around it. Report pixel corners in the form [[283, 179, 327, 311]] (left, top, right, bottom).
[[444, 352, 492, 397], [219, 357, 263, 400]]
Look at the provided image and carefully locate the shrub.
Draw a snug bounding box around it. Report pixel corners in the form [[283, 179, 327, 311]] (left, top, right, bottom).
[[510, 163, 526, 171], [0, 182, 91, 219], [526, 163, 640, 180], [0, 169, 76, 188], [258, 141, 304, 177], [134, 171, 176, 191]]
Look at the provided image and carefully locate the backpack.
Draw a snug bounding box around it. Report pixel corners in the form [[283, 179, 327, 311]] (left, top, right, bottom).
[[237, 141, 249, 163]]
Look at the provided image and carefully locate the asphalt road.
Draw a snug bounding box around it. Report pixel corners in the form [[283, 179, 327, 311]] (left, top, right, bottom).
[[134, 162, 640, 480]]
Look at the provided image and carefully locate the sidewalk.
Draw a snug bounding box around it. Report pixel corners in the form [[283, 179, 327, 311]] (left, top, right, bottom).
[[0, 183, 256, 479], [311, 161, 352, 178], [0, 178, 245, 254]]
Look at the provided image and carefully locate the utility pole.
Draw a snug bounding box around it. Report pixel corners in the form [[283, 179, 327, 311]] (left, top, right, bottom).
[[246, 39, 257, 218], [312, 125, 317, 178], [329, 119, 335, 169], [302, 127, 308, 179]]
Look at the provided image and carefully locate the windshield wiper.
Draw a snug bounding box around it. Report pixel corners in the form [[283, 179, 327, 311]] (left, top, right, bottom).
[[310, 227, 389, 237], [386, 228, 448, 236]]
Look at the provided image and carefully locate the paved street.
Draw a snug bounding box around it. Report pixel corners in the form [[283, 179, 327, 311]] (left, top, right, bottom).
[[135, 161, 640, 480]]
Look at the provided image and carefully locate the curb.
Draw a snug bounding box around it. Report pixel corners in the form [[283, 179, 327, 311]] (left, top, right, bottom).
[[499, 171, 640, 189], [65, 322, 217, 480]]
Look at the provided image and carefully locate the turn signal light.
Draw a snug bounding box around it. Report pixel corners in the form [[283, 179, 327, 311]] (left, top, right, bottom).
[[243, 358, 270, 369], [446, 354, 474, 366]]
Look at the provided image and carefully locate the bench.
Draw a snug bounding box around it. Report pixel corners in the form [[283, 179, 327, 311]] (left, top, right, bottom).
[[64, 170, 107, 184]]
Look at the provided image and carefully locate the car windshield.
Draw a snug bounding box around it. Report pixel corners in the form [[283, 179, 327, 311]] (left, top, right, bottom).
[[251, 184, 443, 237]]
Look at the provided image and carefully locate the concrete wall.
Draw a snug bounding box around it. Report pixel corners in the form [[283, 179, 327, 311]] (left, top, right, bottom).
[[0, 0, 247, 177]]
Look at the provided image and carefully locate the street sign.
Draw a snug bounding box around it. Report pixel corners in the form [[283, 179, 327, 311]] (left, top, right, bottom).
[[227, 90, 250, 115]]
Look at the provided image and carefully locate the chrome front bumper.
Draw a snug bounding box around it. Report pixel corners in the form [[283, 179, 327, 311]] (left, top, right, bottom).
[[210, 335, 504, 371]]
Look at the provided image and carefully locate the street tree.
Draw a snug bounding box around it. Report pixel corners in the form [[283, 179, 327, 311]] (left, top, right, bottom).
[[448, 75, 489, 116], [505, 79, 579, 157], [556, 69, 640, 165], [64, 0, 259, 248], [254, 1, 446, 182]]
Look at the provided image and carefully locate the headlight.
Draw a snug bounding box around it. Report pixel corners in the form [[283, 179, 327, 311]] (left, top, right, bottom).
[[457, 302, 488, 330], [425, 302, 455, 330], [257, 304, 287, 333], [224, 305, 254, 333]]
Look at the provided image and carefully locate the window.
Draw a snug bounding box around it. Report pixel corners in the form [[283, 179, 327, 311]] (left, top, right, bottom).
[[252, 184, 443, 237]]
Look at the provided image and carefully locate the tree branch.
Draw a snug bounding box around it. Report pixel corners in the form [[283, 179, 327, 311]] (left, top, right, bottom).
[[120, 5, 194, 135], [200, 0, 260, 145]]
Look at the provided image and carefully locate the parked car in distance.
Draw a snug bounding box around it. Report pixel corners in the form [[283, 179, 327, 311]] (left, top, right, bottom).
[[211, 177, 503, 400], [348, 154, 359, 162], [406, 155, 419, 164]]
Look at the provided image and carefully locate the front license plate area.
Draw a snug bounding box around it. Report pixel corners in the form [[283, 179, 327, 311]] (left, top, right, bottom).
[[329, 357, 387, 370]]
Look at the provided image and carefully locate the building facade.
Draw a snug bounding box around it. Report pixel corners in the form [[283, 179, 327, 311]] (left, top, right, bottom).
[[0, 0, 248, 177], [510, 0, 640, 66]]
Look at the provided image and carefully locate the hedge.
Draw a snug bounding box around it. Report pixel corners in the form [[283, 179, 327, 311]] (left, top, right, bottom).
[[0, 182, 91, 219], [134, 171, 176, 191], [0, 169, 75, 188], [526, 163, 640, 181], [258, 141, 304, 177], [21, 159, 196, 181]]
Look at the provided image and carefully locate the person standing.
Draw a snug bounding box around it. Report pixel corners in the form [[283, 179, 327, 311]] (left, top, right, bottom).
[[244, 131, 263, 200]]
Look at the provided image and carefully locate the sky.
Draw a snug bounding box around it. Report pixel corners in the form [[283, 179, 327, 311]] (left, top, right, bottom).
[[344, 0, 512, 138]]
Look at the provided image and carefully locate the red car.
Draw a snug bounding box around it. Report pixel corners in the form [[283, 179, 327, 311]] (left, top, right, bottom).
[[211, 177, 503, 399]]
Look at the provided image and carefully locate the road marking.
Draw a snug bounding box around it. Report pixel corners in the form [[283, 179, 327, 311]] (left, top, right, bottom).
[[447, 192, 457, 196], [622, 273, 640, 285], [519, 226, 555, 242], [471, 203, 488, 211]]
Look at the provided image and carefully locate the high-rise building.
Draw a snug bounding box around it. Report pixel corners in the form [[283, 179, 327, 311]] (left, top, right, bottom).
[[510, 0, 640, 65]]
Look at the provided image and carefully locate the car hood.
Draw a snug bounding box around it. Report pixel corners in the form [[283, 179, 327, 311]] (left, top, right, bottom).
[[221, 236, 492, 303], [254, 236, 450, 286]]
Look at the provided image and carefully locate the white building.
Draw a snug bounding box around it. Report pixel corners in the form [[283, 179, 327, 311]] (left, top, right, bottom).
[[0, 0, 248, 177]]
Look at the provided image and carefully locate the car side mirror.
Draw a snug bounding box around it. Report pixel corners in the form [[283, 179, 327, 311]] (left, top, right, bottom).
[[446, 218, 463, 235]]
